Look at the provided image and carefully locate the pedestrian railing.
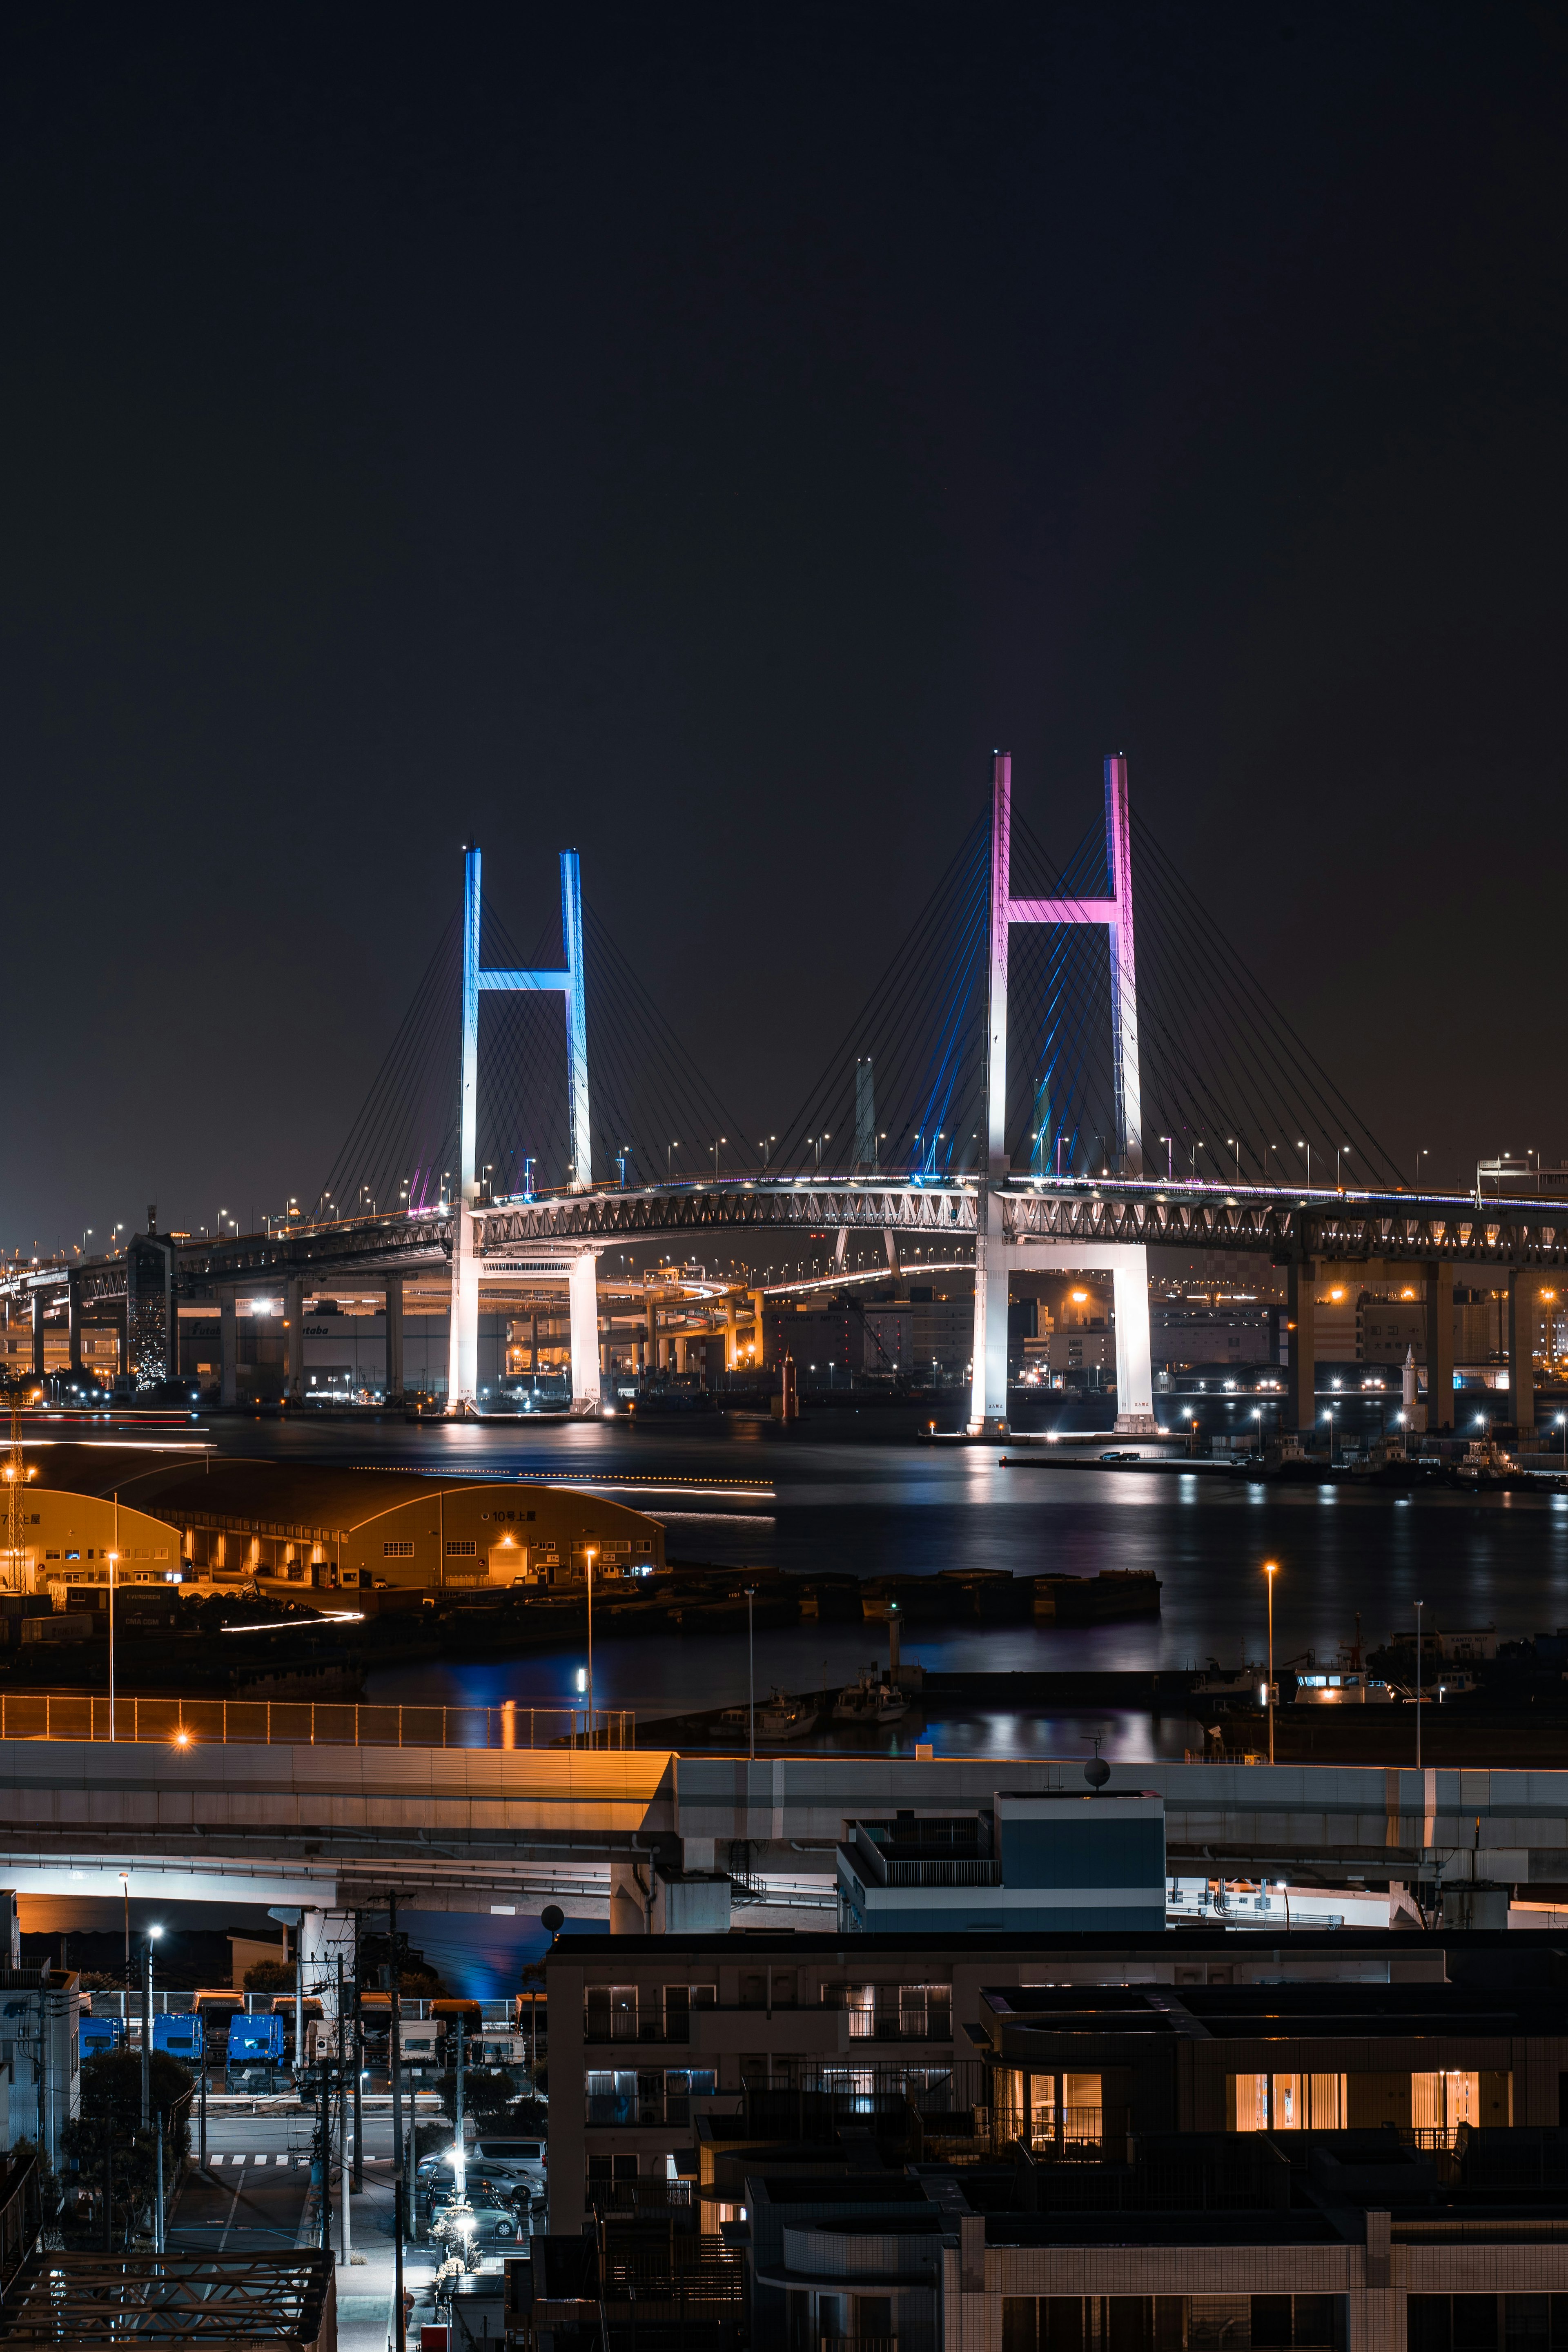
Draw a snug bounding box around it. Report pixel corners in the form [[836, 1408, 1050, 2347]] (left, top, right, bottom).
[[0, 1692, 633, 1750]]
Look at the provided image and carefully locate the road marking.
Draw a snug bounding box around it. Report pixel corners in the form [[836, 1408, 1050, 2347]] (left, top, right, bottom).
[[217, 2179, 243, 2253]]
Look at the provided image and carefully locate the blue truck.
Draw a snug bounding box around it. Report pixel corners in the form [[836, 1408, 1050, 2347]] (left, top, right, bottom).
[[79, 2016, 122, 2061], [225, 2011, 287, 2083], [152, 2014, 203, 2064]]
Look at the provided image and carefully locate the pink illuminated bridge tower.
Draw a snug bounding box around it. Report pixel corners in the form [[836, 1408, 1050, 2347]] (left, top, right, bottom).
[[968, 751, 1158, 1439]]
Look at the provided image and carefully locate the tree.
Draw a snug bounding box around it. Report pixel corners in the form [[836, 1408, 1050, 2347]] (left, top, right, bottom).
[[61, 2050, 192, 2248], [243, 1959, 295, 1996]]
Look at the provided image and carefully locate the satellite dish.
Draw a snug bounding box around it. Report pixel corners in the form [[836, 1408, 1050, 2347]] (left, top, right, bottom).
[[541, 1904, 565, 1934], [1084, 1757, 1111, 1789]]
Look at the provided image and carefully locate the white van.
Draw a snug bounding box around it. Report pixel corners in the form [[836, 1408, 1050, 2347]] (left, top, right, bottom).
[[469, 2135, 546, 2204]]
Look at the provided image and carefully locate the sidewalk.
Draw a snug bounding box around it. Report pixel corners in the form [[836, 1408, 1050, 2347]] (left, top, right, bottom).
[[319, 2169, 519, 2352]]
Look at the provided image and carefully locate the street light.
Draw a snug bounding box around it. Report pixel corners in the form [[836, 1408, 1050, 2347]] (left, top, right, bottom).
[[746, 1586, 757, 1760], [1414, 1599, 1425, 1769], [1263, 1562, 1278, 1764], [1158, 1136, 1172, 1181], [1227, 1136, 1242, 1185], [107, 1545, 120, 1742], [1336, 1145, 1351, 1189], [1323, 1406, 1335, 1466], [667, 1142, 679, 1180], [584, 1546, 597, 1747], [1297, 1141, 1310, 1188], [712, 1138, 726, 1179]]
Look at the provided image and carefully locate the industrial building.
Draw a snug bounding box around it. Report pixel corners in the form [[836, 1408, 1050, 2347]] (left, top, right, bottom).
[[6, 1445, 663, 1608]]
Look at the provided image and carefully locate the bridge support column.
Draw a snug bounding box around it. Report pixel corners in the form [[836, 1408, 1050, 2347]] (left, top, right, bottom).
[[66, 1277, 82, 1377], [725, 1297, 738, 1372], [1425, 1263, 1454, 1434], [568, 1253, 602, 1417], [384, 1276, 404, 1402], [1509, 1269, 1535, 1434], [284, 1277, 304, 1406], [967, 1190, 1010, 1435], [220, 1293, 237, 1409], [1111, 1249, 1157, 1435], [448, 1207, 480, 1410], [1287, 1261, 1315, 1433], [29, 1291, 43, 1382]]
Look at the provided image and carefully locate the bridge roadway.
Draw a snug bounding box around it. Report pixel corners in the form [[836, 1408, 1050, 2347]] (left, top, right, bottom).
[[7, 1174, 1565, 1426], [0, 1739, 1564, 1923], [10, 1174, 1568, 1312]]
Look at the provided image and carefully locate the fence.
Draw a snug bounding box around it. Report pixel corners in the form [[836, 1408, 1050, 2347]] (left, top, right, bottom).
[[0, 1693, 633, 1750]]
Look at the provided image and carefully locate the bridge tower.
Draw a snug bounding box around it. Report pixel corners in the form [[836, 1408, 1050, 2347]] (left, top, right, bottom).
[[968, 753, 1158, 1438], [447, 844, 602, 1415]]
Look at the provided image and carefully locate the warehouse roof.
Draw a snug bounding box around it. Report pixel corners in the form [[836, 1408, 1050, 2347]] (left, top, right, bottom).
[[19, 1445, 656, 1539]]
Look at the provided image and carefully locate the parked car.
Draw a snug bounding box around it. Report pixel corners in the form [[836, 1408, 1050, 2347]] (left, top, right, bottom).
[[469, 2136, 546, 2206], [423, 2178, 524, 2245]]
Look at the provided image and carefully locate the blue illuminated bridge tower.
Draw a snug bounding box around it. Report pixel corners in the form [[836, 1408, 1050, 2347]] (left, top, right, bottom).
[[447, 842, 603, 1415], [968, 751, 1157, 1438]]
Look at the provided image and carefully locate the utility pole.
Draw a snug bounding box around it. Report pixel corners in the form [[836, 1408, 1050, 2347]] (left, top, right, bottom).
[[390, 1893, 406, 2352], [338, 1953, 351, 2267], [140, 1944, 152, 2129], [352, 1918, 364, 2194], [455, 2009, 465, 2174]]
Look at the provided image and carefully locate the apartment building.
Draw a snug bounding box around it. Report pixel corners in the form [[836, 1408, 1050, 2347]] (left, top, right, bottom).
[[546, 1929, 1480, 2237]]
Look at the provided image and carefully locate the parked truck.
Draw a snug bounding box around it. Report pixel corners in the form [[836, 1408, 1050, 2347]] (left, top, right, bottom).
[[152, 2013, 203, 2066], [226, 2011, 287, 2087], [79, 2016, 122, 2061]]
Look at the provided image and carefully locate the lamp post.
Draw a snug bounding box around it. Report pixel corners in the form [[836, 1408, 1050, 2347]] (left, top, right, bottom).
[[1414, 1599, 1424, 1770], [584, 1547, 596, 1746], [746, 1586, 757, 1760], [1158, 1136, 1172, 1181], [107, 1515, 120, 1742], [1558, 1412, 1566, 1470], [1298, 1141, 1310, 1188], [1228, 1136, 1242, 1185], [1263, 1562, 1278, 1764], [141, 1927, 162, 2128]]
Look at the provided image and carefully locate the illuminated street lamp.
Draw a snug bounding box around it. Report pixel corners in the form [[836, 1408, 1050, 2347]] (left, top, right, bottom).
[[1263, 1562, 1279, 1764]]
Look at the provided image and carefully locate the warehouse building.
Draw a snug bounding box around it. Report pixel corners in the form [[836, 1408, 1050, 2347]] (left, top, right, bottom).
[[8, 1444, 664, 1610]]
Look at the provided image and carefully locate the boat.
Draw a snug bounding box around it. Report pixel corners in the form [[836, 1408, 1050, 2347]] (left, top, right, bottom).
[[1189, 1659, 1265, 1704], [710, 1706, 751, 1743], [832, 1666, 910, 1726], [756, 1687, 818, 1740]]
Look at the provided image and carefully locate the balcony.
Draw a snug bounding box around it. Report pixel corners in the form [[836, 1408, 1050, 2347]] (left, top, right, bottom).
[[584, 2017, 691, 2045], [844, 2012, 953, 2042]]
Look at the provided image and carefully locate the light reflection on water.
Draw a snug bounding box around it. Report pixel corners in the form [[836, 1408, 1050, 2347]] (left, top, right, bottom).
[[194, 1413, 1568, 1712]]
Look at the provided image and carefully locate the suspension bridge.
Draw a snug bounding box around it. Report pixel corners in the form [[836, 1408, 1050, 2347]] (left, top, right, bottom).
[[7, 755, 1558, 1435]]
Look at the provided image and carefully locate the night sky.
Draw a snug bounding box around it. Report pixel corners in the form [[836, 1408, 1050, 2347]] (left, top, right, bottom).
[[5, 6, 1566, 1252]]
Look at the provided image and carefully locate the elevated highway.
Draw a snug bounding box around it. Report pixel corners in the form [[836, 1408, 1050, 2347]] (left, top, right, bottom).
[[0, 1737, 1563, 1931]]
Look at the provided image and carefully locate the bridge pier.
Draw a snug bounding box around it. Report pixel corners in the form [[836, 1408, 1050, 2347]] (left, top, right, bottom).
[[568, 1254, 603, 1414], [1287, 1261, 1315, 1432], [284, 1276, 304, 1405], [1426, 1262, 1454, 1433], [1510, 1268, 1535, 1433], [29, 1290, 43, 1382], [384, 1274, 404, 1401], [1009, 1242, 1156, 1434], [66, 1276, 82, 1378], [220, 1292, 237, 1409]]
